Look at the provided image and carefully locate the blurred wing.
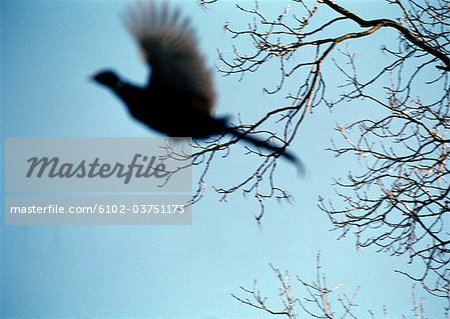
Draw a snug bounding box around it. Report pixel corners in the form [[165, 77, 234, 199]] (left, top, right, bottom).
[[124, 1, 215, 113]]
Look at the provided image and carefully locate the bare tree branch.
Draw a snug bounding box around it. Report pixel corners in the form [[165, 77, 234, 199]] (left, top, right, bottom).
[[199, 0, 449, 303]]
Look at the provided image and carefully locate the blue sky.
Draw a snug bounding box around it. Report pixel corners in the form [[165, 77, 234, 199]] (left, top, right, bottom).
[[1, 0, 447, 318]]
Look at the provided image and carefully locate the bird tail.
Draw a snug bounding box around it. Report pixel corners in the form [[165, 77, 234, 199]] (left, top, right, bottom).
[[228, 128, 304, 173]]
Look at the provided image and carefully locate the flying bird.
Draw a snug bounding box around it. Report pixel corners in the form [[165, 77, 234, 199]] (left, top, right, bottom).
[[92, 0, 301, 166]]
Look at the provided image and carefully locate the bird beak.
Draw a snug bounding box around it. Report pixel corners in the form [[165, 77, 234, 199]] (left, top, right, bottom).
[[89, 73, 97, 82]]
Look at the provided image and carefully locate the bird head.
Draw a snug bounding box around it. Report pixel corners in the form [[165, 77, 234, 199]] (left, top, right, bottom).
[[91, 70, 120, 87]]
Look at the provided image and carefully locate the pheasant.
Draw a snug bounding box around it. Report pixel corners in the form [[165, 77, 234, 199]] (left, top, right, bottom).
[[92, 1, 301, 166]]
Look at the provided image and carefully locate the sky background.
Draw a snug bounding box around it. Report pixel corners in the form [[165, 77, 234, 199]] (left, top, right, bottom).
[[1, 0, 447, 318]]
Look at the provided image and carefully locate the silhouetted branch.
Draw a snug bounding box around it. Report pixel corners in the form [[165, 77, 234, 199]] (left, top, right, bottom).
[[232, 252, 357, 318], [191, 0, 450, 308], [233, 253, 443, 318], [198, 0, 449, 304]]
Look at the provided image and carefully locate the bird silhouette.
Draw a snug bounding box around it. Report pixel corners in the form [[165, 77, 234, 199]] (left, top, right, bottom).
[[92, 1, 301, 166]]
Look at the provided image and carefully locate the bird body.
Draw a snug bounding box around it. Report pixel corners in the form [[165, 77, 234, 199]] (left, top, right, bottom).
[[92, 0, 301, 165], [94, 70, 228, 138]]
